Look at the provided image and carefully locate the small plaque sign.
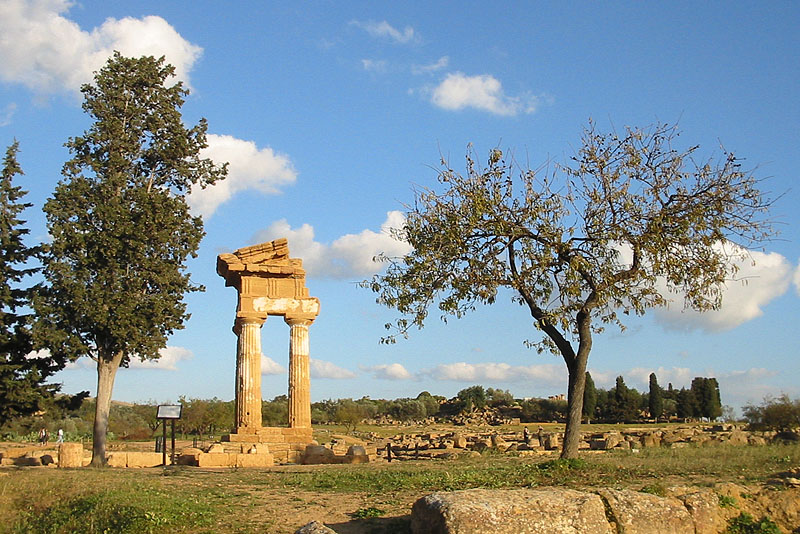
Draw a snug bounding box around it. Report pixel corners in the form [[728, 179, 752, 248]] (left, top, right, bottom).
[[156, 405, 182, 419]]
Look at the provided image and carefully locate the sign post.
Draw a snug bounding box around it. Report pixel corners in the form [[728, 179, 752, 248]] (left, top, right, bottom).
[[156, 405, 182, 466]]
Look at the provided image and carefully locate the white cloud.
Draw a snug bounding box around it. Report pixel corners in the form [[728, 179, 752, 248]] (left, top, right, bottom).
[[653, 248, 792, 331], [189, 134, 297, 218], [793, 262, 800, 296], [251, 211, 412, 279], [626, 366, 693, 390], [261, 354, 286, 375], [423, 361, 565, 386], [0, 0, 202, 95], [40, 345, 192, 371], [351, 20, 417, 44], [430, 72, 538, 116], [310, 359, 356, 379], [412, 56, 449, 75], [128, 346, 193, 370], [715, 368, 786, 409], [0, 103, 16, 126], [361, 363, 413, 380], [361, 59, 387, 72]]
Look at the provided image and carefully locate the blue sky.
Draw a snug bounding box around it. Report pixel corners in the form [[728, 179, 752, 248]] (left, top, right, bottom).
[[2, 1, 798, 413]]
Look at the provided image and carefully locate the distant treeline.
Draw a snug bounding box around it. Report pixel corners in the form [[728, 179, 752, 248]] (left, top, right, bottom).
[[1, 372, 726, 442]]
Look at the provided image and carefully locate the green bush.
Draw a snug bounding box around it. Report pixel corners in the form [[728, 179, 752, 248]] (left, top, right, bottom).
[[724, 512, 780, 534]]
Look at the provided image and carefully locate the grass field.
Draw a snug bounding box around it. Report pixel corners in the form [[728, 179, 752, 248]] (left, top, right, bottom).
[[1, 441, 798, 534]]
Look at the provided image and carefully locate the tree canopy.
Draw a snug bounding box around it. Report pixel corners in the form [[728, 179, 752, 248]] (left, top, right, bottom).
[[0, 141, 67, 426], [367, 121, 774, 457], [35, 53, 226, 465]]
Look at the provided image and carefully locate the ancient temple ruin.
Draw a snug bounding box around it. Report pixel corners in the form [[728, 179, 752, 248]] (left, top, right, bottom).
[[216, 239, 319, 459]]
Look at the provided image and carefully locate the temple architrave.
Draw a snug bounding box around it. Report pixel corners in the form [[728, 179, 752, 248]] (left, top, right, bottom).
[[216, 239, 319, 459]]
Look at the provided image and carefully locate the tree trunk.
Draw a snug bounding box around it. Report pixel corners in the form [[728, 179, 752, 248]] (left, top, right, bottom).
[[90, 350, 124, 467], [561, 350, 589, 459]]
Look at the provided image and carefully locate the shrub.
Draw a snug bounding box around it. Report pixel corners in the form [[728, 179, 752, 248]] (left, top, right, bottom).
[[724, 512, 780, 534], [742, 394, 800, 432]]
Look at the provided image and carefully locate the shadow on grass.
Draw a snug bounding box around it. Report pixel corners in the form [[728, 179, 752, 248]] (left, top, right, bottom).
[[327, 515, 412, 534]]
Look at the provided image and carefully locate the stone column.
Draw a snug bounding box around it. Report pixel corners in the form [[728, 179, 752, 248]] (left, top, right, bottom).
[[286, 317, 313, 428], [234, 315, 266, 432]]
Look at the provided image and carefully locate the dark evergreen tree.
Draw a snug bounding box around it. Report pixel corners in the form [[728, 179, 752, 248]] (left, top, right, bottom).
[[582, 371, 597, 422], [0, 141, 67, 427], [676, 387, 699, 419], [610, 375, 639, 422], [691, 377, 722, 420], [35, 53, 226, 465], [648, 372, 664, 420]]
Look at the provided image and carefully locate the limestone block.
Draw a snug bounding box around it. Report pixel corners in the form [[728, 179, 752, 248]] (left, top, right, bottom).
[[673, 489, 727, 534], [603, 433, 623, 449], [106, 452, 127, 468], [727, 430, 749, 445], [197, 453, 234, 467], [346, 445, 367, 457], [126, 452, 164, 468], [235, 453, 274, 467], [411, 488, 613, 534], [543, 433, 560, 450], [642, 433, 661, 448], [597, 488, 694, 534], [207, 443, 225, 453], [295, 521, 339, 534], [302, 445, 336, 465]]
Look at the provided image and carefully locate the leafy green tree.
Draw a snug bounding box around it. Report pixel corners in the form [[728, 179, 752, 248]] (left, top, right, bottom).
[[456, 385, 487, 413], [366, 122, 774, 457], [582, 372, 597, 422], [648, 372, 664, 419], [416, 391, 441, 417], [334, 399, 368, 433], [0, 141, 71, 426], [34, 53, 226, 466], [742, 394, 800, 433], [486, 387, 515, 407]]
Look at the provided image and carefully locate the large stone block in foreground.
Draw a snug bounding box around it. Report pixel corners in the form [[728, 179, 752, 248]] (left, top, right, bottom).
[[597, 488, 694, 534], [411, 488, 613, 534], [57, 443, 84, 468]]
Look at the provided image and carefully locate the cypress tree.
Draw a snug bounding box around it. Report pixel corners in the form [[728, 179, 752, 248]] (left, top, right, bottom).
[[648, 372, 664, 420], [35, 53, 227, 465]]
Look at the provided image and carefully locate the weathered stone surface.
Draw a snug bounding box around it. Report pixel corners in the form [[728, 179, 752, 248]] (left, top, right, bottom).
[[302, 445, 337, 465], [58, 443, 84, 468], [727, 430, 749, 445], [411, 488, 613, 534], [295, 521, 338, 534], [598, 488, 693, 534], [671, 488, 727, 534], [751, 486, 800, 532], [197, 453, 233, 467], [106, 452, 127, 468], [207, 443, 225, 453], [235, 453, 274, 467], [125, 452, 164, 468]]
